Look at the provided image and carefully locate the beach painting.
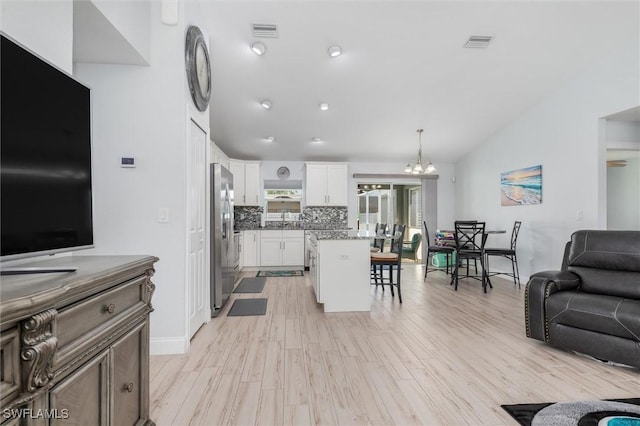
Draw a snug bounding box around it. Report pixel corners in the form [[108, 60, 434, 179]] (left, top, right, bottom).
[[501, 165, 542, 206]]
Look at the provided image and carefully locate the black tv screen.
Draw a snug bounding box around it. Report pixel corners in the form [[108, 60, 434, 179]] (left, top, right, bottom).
[[1, 34, 93, 260]]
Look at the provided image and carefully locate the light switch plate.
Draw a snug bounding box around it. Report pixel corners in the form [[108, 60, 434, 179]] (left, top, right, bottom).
[[121, 157, 136, 168], [158, 208, 169, 223]]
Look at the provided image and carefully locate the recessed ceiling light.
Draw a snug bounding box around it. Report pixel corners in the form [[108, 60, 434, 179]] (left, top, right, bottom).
[[328, 46, 342, 57], [319, 103, 329, 111], [250, 42, 266, 55], [266, 136, 275, 142], [311, 137, 322, 143], [260, 100, 272, 109]]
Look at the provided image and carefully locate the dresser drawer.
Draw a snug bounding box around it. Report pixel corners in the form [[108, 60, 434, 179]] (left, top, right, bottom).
[[53, 275, 148, 369], [0, 328, 20, 408]]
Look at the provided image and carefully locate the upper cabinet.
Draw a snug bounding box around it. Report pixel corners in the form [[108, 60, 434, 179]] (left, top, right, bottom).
[[305, 162, 348, 206], [230, 160, 261, 206]]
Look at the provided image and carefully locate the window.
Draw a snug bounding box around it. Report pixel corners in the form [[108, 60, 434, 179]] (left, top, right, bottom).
[[265, 189, 302, 218]]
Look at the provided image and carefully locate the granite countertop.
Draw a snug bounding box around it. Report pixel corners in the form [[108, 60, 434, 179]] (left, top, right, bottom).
[[236, 222, 351, 231], [308, 230, 375, 240]]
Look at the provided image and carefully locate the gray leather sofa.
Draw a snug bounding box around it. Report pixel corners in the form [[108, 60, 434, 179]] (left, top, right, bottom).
[[525, 230, 640, 368]]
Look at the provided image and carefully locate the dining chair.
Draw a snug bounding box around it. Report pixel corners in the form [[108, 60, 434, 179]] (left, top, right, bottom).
[[452, 221, 490, 292], [370, 223, 387, 253], [485, 221, 522, 287], [423, 221, 455, 279], [401, 233, 422, 262], [370, 224, 405, 303]]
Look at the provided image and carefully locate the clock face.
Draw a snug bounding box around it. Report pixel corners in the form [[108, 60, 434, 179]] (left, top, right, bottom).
[[185, 26, 211, 111], [277, 166, 290, 180], [195, 44, 210, 95]]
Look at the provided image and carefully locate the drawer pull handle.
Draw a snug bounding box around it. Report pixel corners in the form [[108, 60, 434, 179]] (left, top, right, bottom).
[[105, 304, 116, 314], [123, 383, 134, 392]]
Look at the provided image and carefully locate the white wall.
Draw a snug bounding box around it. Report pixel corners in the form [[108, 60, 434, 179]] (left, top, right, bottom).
[[0, 0, 73, 73], [262, 161, 305, 182], [90, 0, 151, 62], [455, 41, 639, 279], [76, 1, 192, 355], [608, 157, 640, 230]]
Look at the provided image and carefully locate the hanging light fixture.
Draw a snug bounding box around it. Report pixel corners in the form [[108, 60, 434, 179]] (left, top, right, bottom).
[[404, 129, 436, 175]]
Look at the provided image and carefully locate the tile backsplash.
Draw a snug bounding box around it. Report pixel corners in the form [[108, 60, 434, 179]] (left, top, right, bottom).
[[301, 206, 348, 228], [234, 206, 348, 230], [234, 206, 263, 230]]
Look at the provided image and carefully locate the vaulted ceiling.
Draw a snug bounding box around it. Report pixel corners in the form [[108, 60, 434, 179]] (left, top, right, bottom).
[[203, 1, 639, 164]]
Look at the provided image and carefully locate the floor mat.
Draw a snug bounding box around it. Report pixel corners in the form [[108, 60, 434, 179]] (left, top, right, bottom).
[[256, 270, 303, 277], [233, 277, 266, 293], [226, 298, 268, 316]]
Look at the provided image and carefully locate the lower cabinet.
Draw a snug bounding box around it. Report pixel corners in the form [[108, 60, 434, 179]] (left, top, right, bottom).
[[50, 350, 109, 425], [49, 322, 148, 426], [260, 230, 304, 266], [0, 256, 156, 426], [242, 230, 260, 267]]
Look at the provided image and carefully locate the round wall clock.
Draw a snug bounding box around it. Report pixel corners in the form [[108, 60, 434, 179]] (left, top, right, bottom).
[[185, 26, 211, 111], [277, 166, 290, 180]]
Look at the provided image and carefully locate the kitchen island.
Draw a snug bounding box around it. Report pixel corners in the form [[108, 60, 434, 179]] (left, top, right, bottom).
[[308, 230, 373, 312]]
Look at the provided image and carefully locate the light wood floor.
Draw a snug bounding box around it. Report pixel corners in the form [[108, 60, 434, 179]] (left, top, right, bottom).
[[150, 265, 639, 426]]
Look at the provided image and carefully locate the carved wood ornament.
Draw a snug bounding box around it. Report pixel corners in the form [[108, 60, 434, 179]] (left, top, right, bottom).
[[21, 309, 58, 392]]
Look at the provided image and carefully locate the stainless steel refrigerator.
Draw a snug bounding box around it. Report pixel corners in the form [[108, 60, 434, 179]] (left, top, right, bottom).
[[210, 163, 239, 317]]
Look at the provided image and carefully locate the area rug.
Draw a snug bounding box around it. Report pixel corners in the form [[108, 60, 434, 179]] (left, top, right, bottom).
[[233, 277, 266, 293], [226, 298, 268, 316], [256, 270, 303, 277], [501, 398, 640, 426]]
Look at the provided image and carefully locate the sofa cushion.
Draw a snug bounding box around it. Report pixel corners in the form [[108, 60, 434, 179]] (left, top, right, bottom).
[[546, 291, 640, 342], [567, 230, 640, 272], [566, 230, 640, 298], [569, 267, 640, 299]]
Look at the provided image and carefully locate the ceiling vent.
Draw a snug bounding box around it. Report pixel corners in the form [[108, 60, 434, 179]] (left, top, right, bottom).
[[251, 23, 278, 38], [464, 35, 494, 48]]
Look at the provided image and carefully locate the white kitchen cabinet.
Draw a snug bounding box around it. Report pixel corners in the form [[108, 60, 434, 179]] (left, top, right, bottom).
[[230, 160, 261, 206], [305, 162, 348, 206], [242, 230, 260, 267], [260, 230, 304, 266]]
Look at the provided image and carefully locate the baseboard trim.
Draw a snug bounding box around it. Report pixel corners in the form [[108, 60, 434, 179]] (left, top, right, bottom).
[[150, 336, 189, 355]]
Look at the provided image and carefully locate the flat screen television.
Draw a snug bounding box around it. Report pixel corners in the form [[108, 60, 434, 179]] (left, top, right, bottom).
[[1, 33, 94, 264]]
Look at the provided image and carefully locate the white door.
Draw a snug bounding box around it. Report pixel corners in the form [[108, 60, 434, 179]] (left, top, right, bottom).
[[260, 239, 283, 266], [229, 160, 245, 206], [326, 164, 348, 205], [188, 119, 208, 338], [244, 162, 261, 205], [282, 237, 304, 265], [305, 164, 327, 206]]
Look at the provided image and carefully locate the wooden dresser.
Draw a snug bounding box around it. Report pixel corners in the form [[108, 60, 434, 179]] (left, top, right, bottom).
[[0, 255, 157, 425]]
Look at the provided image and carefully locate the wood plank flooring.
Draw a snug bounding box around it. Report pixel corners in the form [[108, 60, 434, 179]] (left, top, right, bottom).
[[150, 265, 639, 425]]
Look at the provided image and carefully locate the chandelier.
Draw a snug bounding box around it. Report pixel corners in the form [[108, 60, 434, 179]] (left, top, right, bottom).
[[404, 129, 436, 174]]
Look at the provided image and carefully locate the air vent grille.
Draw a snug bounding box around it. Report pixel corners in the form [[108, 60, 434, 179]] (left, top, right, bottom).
[[464, 35, 494, 48], [252, 23, 278, 38]]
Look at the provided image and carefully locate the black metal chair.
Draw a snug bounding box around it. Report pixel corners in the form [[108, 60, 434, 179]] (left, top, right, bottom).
[[371, 224, 405, 303], [452, 221, 490, 292], [423, 221, 455, 279], [485, 221, 522, 287]]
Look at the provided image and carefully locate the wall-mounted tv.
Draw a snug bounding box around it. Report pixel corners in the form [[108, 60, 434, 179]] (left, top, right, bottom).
[[1, 33, 94, 262]]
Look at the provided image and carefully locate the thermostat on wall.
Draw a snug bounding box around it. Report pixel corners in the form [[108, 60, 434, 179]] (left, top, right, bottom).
[[121, 157, 136, 168]]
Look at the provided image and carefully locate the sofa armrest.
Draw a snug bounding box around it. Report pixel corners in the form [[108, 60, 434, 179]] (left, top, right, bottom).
[[525, 271, 581, 341]]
